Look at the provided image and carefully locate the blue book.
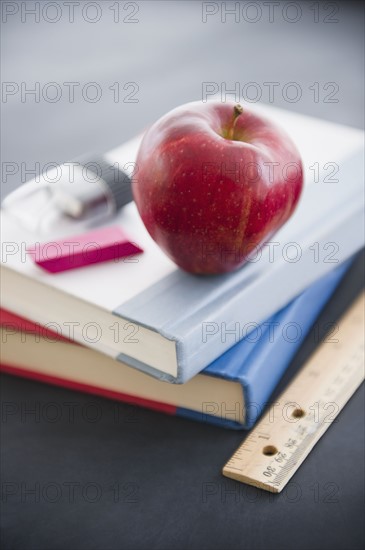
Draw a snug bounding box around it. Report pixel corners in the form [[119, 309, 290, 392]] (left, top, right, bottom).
[[180, 259, 351, 428], [1, 259, 351, 430]]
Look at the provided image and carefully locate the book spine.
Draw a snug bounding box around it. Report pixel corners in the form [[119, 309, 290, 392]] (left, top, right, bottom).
[[239, 260, 351, 428]]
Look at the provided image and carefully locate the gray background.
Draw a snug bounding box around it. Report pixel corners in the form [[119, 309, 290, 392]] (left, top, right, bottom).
[[1, 2, 364, 549]]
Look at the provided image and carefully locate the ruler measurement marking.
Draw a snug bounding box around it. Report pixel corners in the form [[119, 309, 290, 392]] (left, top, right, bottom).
[[223, 292, 364, 493]]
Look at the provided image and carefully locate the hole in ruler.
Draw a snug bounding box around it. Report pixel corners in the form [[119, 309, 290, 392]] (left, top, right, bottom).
[[262, 445, 278, 456], [292, 408, 305, 418]]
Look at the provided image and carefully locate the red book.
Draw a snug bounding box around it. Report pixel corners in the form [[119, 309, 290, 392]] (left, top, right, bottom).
[[0, 307, 247, 428]]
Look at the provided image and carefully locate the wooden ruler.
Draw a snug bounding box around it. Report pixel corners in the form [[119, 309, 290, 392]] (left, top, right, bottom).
[[223, 292, 364, 493]]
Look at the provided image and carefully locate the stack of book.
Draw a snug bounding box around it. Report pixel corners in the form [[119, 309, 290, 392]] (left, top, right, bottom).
[[1, 104, 364, 429]]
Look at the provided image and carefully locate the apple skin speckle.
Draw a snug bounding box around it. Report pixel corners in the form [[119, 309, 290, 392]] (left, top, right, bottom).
[[133, 101, 304, 275]]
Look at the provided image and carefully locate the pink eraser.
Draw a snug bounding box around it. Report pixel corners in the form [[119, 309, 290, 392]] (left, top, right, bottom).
[[27, 226, 143, 274]]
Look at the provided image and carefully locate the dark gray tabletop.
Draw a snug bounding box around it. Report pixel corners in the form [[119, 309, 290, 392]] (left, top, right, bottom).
[[1, 2, 364, 549]]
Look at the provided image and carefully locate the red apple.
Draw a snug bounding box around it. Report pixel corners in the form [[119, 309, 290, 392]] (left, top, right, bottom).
[[133, 101, 303, 274]]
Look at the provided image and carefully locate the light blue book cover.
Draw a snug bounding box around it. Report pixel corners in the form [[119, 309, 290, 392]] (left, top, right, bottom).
[[115, 151, 364, 383]]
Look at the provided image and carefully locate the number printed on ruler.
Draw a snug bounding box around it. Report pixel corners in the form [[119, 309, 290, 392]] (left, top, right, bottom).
[[223, 292, 365, 493]]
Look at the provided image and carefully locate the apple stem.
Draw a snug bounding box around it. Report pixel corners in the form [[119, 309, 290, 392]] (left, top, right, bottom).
[[227, 104, 243, 140]]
